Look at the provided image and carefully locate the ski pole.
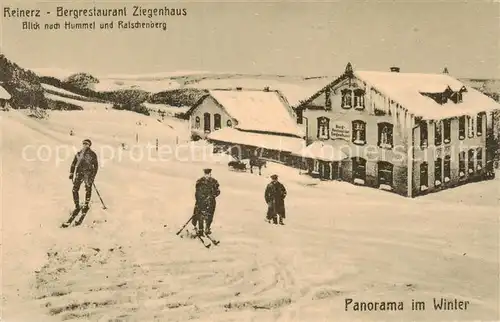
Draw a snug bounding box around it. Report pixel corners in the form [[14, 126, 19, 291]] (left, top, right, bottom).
[[93, 182, 108, 209], [176, 213, 196, 235]]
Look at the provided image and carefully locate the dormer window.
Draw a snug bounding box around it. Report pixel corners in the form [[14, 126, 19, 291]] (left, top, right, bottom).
[[341, 89, 352, 109], [421, 86, 465, 105]]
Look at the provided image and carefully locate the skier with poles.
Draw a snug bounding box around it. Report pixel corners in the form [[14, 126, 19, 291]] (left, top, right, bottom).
[[192, 168, 220, 236], [69, 139, 99, 212], [265, 174, 287, 225]]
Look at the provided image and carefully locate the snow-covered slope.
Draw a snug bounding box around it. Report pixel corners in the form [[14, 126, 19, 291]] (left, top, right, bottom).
[[1, 109, 498, 321], [44, 93, 113, 111], [42, 83, 88, 99]]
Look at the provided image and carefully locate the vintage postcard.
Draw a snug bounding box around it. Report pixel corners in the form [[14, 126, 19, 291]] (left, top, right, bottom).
[[1, 1, 499, 321]]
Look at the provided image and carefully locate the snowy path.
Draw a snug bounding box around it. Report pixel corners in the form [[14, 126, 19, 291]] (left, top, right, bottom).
[[1, 111, 498, 321]]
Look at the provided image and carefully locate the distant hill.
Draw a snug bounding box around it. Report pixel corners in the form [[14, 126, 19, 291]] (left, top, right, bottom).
[[459, 78, 500, 102]]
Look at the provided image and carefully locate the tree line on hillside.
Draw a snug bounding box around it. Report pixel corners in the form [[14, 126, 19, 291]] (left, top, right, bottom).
[[40, 73, 207, 117], [0, 54, 47, 109]]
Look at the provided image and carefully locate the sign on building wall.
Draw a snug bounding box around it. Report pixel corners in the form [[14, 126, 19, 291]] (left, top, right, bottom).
[[330, 121, 351, 140]]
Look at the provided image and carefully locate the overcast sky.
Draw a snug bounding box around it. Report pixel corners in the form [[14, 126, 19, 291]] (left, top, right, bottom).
[[1, 1, 499, 78]]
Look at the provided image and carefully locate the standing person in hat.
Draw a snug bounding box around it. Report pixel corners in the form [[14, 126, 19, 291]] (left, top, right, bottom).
[[192, 168, 220, 235], [265, 174, 287, 225], [69, 139, 99, 211]]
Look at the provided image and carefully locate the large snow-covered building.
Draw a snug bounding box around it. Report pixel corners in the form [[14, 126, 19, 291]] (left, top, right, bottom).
[[185, 88, 305, 161], [294, 63, 500, 197], [0, 84, 12, 109]]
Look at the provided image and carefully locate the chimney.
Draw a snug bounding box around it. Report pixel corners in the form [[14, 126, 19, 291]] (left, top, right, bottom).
[[236, 87, 242, 91], [390, 67, 400, 73], [263, 86, 270, 92]]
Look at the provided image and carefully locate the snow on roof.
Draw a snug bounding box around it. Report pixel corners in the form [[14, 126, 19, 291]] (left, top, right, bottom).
[[292, 141, 348, 161], [0, 85, 12, 100], [209, 89, 303, 137], [355, 71, 500, 120], [207, 127, 305, 153]]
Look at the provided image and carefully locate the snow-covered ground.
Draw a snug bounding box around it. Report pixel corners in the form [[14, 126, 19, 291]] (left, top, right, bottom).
[[44, 93, 113, 111], [42, 84, 89, 100], [1, 109, 498, 321], [93, 78, 182, 93]]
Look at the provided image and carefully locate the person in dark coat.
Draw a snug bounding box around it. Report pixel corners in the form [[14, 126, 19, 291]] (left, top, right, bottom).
[[69, 139, 98, 210], [192, 168, 220, 235], [265, 174, 287, 225]]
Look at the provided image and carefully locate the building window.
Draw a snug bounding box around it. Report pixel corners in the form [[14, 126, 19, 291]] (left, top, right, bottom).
[[434, 121, 442, 146], [434, 158, 442, 186], [443, 155, 451, 183], [352, 120, 366, 145], [377, 161, 393, 188], [214, 113, 221, 130], [313, 160, 319, 173], [443, 119, 451, 144], [459, 151, 466, 178], [374, 107, 386, 116], [204, 112, 211, 132], [296, 109, 303, 124], [227, 119, 233, 127], [317, 117, 330, 140], [420, 162, 428, 190], [352, 157, 366, 184], [341, 89, 352, 109], [467, 116, 474, 138], [353, 89, 365, 110], [476, 148, 483, 170], [476, 113, 483, 136], [325, 87, 332, 109], [194, 116, 200, 129], [420, 121, 428, 148], [458, 116, 466, 140], [468, 149, 475, 174], [378, 122, 393, 149]]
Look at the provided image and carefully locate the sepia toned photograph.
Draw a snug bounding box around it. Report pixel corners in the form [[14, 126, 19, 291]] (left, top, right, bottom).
[[1, 1, 499, 321]]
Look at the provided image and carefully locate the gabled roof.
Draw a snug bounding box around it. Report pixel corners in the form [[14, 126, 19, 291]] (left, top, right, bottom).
[[187, 89, 304, 137], [296, 63, 500, 120], [295, 74, 349, 109], [0, 85, 12, 100], [354, 71, 500, 119]]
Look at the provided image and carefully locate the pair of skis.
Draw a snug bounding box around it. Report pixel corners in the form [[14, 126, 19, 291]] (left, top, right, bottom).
[[176, 213, 220, 249], [196, 232, 220, 248], [61, 206, 90, 228]]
